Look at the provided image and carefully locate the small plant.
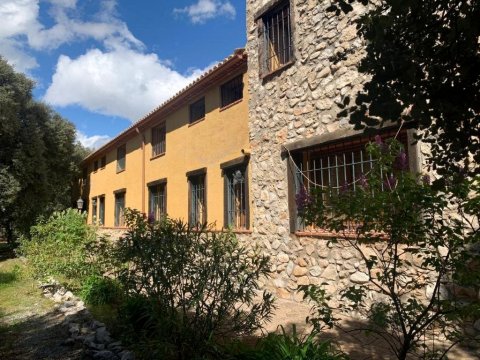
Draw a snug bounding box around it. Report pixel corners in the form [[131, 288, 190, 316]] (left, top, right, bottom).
[[80, 275, 123, 305], [113, 209, 275, 359], [17, 209, 102, 289]]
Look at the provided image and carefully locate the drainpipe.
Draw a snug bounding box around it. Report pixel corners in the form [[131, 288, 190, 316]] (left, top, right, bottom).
[[136, 127, 146, 214]]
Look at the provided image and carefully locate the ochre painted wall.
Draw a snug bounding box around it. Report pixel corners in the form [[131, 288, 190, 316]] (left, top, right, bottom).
[[85, 71, 250, 230]]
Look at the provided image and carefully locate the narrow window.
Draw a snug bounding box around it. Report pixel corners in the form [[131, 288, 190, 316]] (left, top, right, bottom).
[[149, 182, 166, 221], [100, 156, 106, 168], [258, 1, 293, 75], [98, 196, 105, 226], [189, 97, 205, 124], [224, 166, 249, 229], [91, 197, 97, 225], [188, 174, 206, 227], [117, 145, 126, 172], [221, 75, 244, 108], [152, 124, 166, 157], [114, 192, 125, 227], [94, 160, 98, 172]]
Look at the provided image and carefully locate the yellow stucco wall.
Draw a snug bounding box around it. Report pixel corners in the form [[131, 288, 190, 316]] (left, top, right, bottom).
[[85, 71, 250, 230]]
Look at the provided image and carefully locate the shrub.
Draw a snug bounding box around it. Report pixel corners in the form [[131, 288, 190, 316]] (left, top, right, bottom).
[[17, 209, 100, 288], [114, 209, 275, 359], [80, 275, 123, 305]]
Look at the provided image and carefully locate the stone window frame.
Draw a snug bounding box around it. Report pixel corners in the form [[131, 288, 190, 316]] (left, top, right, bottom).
[[255, 0, 295, 79], [285, 127, 420, 235]]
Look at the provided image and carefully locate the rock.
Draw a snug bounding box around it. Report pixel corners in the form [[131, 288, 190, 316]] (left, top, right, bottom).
[[63, 338, 75, 346], [309, 266, 322, 277], [96, 326, 112, 344], [305, 244, 315, 255], [93, 350, 116, 360], [297, 276, 310, 286], [321, 264, 338, 281], [63, 291, 75, 301], [91, 320, 106, 329], [120, 350, 135, 360], [277, 253, 289, 263], [350, 272, 369, 284], [53, 292, 64, 303], [69, 323, 80, 336], [473, 319, 480, 332], [293, 266, 308, 277], [277, 287, 291, 299]]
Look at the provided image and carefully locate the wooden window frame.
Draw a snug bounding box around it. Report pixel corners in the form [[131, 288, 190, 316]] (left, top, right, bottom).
[[151, 124, 166, 158], [220, 75, 244, 108], [189, 97, 205, 124], [114, 191, 126, 227], [222, 160, 249, 230], [148, 179, 167, 221], [187, 169, 207, 228]]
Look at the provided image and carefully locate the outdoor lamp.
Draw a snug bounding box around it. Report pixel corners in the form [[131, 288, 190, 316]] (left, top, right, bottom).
[[77, 197, 84, 211]]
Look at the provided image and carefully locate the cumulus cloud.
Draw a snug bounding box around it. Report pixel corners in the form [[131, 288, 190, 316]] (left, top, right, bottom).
[[76, 130, 111, 150], [174, 0, 236, 24], [0, 0, 141, 71], [44, 46, 212, 121]]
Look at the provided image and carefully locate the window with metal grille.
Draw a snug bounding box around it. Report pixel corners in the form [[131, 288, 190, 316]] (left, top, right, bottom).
[[149, 183, 166, 221], [92, 197, 97, 225], [258, 1, 292, 76], [114, 192, 125, 227], [100, 156, 106, 168], [189, 98, 205, 124], [117, 145, 126, 172], [152, 124, 166, 157], [221, 75, 244, 108], [189, 174, 206, 227], [98, 196, 105, 226], [224, 166, 248, 229], [292, 132, 409, 231]]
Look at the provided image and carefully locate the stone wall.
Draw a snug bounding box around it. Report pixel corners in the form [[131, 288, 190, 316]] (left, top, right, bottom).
[[245, 0, 425, 304]]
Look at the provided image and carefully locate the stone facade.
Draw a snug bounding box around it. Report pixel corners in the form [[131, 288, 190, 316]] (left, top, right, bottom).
[[245, 0, 423, 305]]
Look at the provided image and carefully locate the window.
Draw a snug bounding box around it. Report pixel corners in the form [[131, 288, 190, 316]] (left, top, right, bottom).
[[94, 160, 98, 172], [98, 196, 105, 226], [149, 182, 166, 221], [224, 166, 249, 229], [114, 191, 125, 227], [92, 197, 97, 225], [100, 156, 106, 168], [258, 1, 293, 75], [221, 75, 244, 108], [188, 173, 206, 227], [117, 145, 126, 172], [189, 98, 205, 124], [291, 132, 409, 231], [152, 124, 166, 157]]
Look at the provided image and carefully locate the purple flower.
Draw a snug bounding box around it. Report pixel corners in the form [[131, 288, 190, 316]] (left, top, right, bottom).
[[147, 212, 155, 224], [340, 182, 350, 194], [295, 187, 312, 212], [422, 174, 430, 186], [384, 174, 397, 190], [375, 135, 383, 145], [394, 150, 408, 171], [359, 173, 368, 188]]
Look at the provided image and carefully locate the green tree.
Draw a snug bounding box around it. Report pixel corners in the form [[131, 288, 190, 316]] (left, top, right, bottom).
[[328, 0, 480, 176], [0, 57, 88, 243], [299, 137, 480, 359]]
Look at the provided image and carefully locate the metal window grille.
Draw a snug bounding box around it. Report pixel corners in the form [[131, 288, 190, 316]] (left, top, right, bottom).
[[226, 168, 247, 229], [92, 199, 97, 225], [117, 145, 126, 172], [98, 197, 105, 226], [114, 193, 125, 227], [189, 98, 205, 123], [221, 75, 243, 108], [152, 125, 166, 157], [261, 2, 292, 74], [189, 175, 206, 227], [149, 183, 166, 221]]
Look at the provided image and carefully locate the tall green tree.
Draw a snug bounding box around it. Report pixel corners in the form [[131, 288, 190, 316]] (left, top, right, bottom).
[[0, 57, 88, 243], [328, 0, 480, 176]]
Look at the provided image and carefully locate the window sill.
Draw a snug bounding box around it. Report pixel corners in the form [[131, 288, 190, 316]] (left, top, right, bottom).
[[188, 117, 205, 127], [219, 98, 243, 112], [150, 152, 165, 161], [260, 60, 295, 81], [116, 169, 125, 174]]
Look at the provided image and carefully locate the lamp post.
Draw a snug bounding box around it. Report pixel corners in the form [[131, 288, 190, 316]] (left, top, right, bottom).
[[76, 197, 84, 213]]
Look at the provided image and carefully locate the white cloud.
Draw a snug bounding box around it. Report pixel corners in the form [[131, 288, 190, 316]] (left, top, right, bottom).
[[174, 0, 236, 24], [76, 130, 111, 150], [44, 45, 212, 121]]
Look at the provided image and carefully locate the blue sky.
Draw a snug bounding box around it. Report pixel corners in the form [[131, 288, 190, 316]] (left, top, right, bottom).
[[0, 0, 246, 149]]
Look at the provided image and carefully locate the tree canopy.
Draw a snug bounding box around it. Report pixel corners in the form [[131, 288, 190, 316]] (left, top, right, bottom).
[[0, 57, 89, 242], [330, 0, 480, 176]]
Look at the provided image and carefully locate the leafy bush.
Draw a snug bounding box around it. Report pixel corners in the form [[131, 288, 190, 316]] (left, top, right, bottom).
[[80, 275, 123, 305], [114, 209, 275, 359], [17, 209, 101, 288], [230, 325, 347, 360]]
